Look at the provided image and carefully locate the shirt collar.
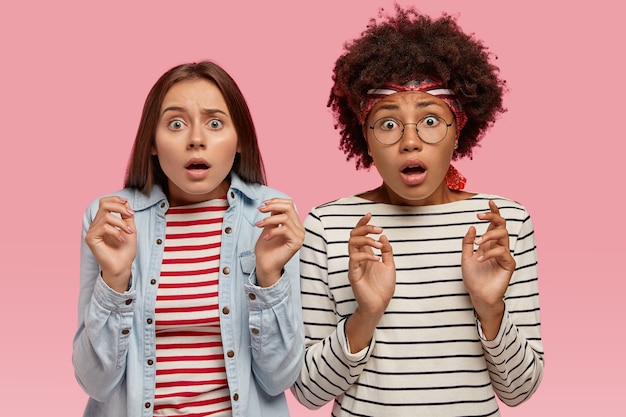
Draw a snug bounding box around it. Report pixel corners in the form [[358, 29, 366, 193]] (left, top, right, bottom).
[[128, 171, 261, 211]]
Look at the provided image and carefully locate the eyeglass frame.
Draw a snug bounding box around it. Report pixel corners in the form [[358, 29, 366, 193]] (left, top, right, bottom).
[[367, 115, 454, 145]]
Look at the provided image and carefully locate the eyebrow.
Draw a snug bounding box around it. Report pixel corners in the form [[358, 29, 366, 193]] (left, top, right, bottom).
[[374, 100, 444, 112], [161, 106, 229, 117]]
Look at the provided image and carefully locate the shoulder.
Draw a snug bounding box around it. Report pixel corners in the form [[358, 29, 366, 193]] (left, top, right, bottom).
[[85, 188, 132, 211], [474, 193, 530, 217], [310, 195, 373, 214], [304, 195, 381, 231], [84, 186, 166, 216], [468, 193, 534, 236], [250, 183, 291, 201], [229, 173, 291, 203]]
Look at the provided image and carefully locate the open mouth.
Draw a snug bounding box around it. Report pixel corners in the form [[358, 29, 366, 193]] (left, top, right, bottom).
[[186, 162, 209, 170], [402, 165, 426, 174], [400, 160, 427, 185], [185, 157, 210, 170]]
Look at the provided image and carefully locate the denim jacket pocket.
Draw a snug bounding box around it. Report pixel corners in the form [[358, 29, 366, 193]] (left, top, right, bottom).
[[239, 250, 256, 275]]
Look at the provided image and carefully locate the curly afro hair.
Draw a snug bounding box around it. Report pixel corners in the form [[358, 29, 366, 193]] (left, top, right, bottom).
[[329, 4, 507, 169]]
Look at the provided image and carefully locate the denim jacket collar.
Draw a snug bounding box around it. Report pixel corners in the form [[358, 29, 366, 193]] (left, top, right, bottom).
[[129, 172, 260, 211]]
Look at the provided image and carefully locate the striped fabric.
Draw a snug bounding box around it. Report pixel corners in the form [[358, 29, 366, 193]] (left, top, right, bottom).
[[153, 198, 232, 417], [293, 194, 544, 417]]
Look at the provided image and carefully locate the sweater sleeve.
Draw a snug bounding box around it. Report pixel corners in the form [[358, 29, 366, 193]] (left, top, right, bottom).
[[72, 201, 136, 401], [291, 210, 374, 409], [478, 211, 544, 406]]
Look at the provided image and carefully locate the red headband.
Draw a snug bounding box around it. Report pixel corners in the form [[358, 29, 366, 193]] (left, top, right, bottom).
[[360, 79, 468, 135]]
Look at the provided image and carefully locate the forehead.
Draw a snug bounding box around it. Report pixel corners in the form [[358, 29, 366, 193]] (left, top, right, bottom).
[[161, 79, 227, 109], [370, 91, 452, 115]]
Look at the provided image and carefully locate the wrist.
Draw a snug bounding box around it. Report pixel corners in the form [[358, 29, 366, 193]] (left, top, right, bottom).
[[255, 267, 284, 288], [345, 308, 383, 353], [472, 299, 505, 340], [101, 270, 132, 294]]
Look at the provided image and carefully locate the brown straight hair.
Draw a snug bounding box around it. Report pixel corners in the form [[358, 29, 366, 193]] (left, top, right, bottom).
[[124, 61, 266, 194]]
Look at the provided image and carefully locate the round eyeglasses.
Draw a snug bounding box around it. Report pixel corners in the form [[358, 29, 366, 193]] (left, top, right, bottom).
[[368, 115, 453, 145]]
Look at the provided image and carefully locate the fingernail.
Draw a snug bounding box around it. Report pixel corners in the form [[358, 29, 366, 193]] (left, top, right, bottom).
[[127, 226, 134, 233], [477, 255, 484, 262], [127, 209, 135, 215], [474, 237, 482, 244], [255, 220, 263, 227]]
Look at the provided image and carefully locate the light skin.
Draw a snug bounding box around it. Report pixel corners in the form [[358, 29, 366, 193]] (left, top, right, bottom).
[[85, 79, 304, 293], [345, 91, 515, 351]]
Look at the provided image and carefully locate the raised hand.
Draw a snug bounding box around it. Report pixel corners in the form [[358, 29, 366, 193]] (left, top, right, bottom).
[[348, 213, 396, 316], [461, 200, 516, 339], [254, 198, 305, 287], [345, 213, 395, 352], [85, 196, 137, 293]]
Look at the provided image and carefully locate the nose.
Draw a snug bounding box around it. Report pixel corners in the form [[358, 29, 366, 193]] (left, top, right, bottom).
[[187, 124, 206, 149], [400, 122, 421, 152]]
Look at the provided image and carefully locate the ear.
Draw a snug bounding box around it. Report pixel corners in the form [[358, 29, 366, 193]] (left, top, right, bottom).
[[151, 145, 157, 156], [366, 141, 375, 165], [364, 135, 372, 156]]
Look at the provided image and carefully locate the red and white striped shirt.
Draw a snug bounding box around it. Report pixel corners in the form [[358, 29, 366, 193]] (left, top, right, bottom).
[[153, 198, 232, 416]]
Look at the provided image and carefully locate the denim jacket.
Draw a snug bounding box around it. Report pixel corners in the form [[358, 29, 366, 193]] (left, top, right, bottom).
[[73, 173, 304, 417]]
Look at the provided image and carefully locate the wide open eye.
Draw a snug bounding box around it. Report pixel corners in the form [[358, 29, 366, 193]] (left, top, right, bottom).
[[168, 119, 185, 130], [420, 116, 441, 129], [208, 118, 224, 130], [377, 118, 401, 131]]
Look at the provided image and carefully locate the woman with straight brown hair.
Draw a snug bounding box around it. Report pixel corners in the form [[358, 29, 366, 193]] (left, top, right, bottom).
[[73, 61, 304, 417]]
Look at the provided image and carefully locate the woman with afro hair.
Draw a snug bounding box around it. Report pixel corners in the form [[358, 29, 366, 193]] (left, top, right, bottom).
[[291, 5, 544, 416]]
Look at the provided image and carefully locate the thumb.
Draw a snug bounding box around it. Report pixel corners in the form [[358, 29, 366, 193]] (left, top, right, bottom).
[[462, 226, 477, 260], [379, 235, 394, 266]]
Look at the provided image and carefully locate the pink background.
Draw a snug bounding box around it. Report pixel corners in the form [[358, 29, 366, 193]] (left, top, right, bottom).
[[1, 0, 623, 415]]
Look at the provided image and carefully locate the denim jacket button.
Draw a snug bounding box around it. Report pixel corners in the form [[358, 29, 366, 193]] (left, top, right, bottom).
[[248, 293, 256, 300]]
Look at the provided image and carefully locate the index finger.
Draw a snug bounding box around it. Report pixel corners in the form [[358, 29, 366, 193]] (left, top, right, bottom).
[[478, 201, 506, 229], [489, 200, 501, 215], [351, 213, 383, 236], [258, 198, 296, 214], [97, 196, 135, 219]]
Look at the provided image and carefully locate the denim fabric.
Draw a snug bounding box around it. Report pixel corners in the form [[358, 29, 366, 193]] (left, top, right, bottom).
[[73, 173, 304, 417]]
